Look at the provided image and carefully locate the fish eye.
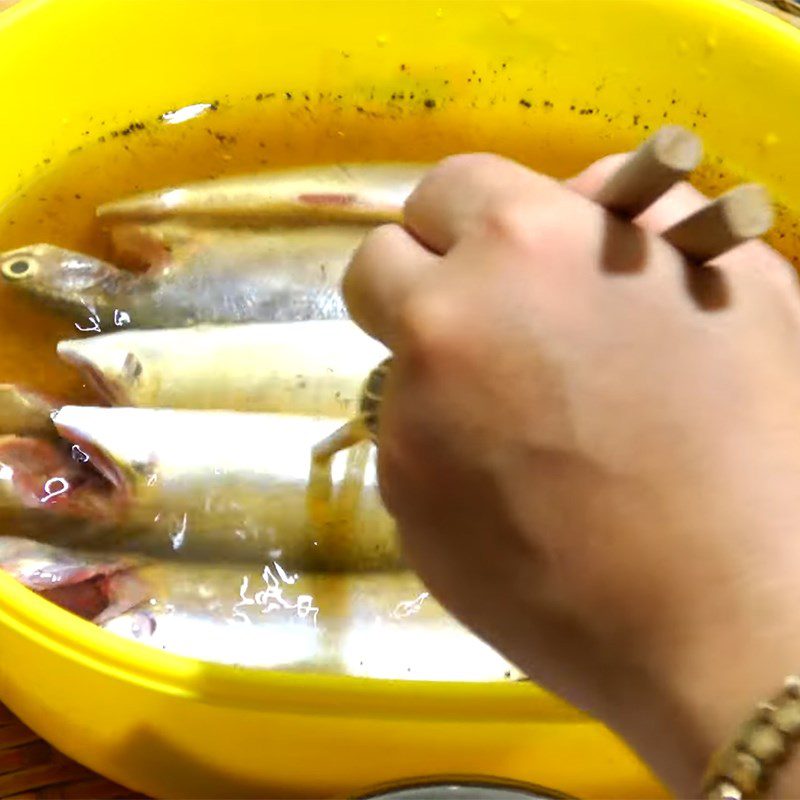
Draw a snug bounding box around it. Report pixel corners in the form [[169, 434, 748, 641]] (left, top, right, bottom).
[[1, 257, 38, 281]]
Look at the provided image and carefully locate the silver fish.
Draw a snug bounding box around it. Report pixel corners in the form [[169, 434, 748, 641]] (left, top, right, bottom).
[[53, 406, 400, 571], [101, 564, 523, 681], [96, 162, 424, 227], [0, 225, 367, 329], [57, 320, 388, 415]]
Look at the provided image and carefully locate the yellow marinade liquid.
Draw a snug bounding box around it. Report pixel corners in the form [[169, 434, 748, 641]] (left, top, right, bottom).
[[0, 97, 797, 402]]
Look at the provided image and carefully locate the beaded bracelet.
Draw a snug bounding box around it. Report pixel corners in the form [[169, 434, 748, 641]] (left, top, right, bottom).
[[703, 676, 800, 799]]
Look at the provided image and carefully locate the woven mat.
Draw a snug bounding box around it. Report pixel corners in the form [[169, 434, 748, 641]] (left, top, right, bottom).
[[0, 705, 144, 800]]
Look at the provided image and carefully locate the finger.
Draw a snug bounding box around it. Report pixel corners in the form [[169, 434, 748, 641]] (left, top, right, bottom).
[[565, 153, 630, 200], [568, 152, 759, 238], [661, 184, 774, 264], [403, 153, 554, 255], [569, 153, 795, 288], [343, 223, 439, 350], [650, 183, 796, 292], [570, 127, 702, 219]]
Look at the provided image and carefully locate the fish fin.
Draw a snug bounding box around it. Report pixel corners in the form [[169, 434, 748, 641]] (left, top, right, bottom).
[[93, 568, 152, 625], [105, 219, 217, 273], [307, 419, 367, 529]]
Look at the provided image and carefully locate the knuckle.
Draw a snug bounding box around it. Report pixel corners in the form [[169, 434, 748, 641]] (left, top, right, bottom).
[[405, 153, 516, 211], [343, 224, 398, 289], [731, 241, 799, 297], [763, 251, 800, 295], [480, 197, 543, 246], [342, 224, 405, 333], [351, 223, 401, 265], [565, 152, 629, 197], [430, 152, 511, 182], [395, 291, 462, 364]]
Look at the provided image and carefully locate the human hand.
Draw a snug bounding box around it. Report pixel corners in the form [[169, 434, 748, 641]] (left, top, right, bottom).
[[343, 150, 800, 796]]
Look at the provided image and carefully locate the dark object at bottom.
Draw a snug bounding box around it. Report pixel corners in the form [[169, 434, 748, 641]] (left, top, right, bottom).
[[357, 778, 573, 800]]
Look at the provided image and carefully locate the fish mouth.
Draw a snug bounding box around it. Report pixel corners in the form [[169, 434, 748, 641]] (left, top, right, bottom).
[[47, 414, 135, 517], [56, 342, 125, 407], [51, 424, 132, 499]]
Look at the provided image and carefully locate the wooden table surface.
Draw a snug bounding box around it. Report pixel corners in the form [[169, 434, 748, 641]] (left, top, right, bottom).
[[0, 0, 796, 798], [0, 705, 142, 799]]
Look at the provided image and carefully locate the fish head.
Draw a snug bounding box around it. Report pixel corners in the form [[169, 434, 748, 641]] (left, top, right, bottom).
[[57, 339, 137, 407], [0, 435, 118, 520], [0, 244, 124, 310], [105, 220, 203, 271]]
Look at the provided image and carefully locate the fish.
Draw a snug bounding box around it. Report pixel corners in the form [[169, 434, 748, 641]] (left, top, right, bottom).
[[57, 320, 389, 415], [0, 537, 146, 623], [0, 434, 128, 549], [96, 162, 425, 227], [53, 406, 400, 571], [100, 563, 523, 681], [0, 224, 369, 329], [98, 163, 423, 271], [0, 383, 59, 438]]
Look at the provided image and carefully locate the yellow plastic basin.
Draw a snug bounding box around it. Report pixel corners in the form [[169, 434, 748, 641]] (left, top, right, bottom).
[[0, 1, 798, 798]]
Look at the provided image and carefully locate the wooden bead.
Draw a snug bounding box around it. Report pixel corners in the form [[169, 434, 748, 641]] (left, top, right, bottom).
[[706, 781, 743, 800], [784, 675, 800, 698], [772, 698, 800, 736], [703, 676, 800, 799], [710, 749, 763, 796], [739, 720, 786, 763]]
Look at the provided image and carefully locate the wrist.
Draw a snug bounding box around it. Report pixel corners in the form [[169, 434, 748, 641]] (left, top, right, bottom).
[[610, 576, 800, 797]]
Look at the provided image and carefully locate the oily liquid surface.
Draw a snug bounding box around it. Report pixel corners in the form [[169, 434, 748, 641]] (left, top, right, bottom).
[[1, 97, 798, 405], [0, 99, 797, 678]]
